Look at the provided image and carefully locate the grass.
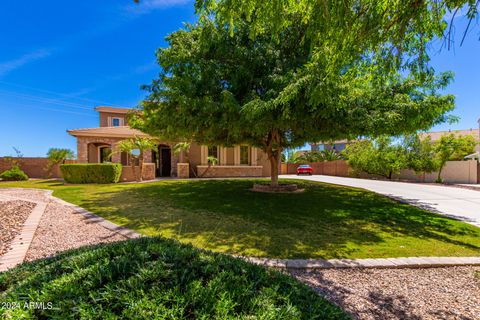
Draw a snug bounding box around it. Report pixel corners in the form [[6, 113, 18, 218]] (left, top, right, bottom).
[[2, 178, 480, 259], [0, 237, 349, 319]]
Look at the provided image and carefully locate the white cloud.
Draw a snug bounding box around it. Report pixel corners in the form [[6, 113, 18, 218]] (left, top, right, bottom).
[[0, 49, 52, 77], [125, 0, 192, 15]]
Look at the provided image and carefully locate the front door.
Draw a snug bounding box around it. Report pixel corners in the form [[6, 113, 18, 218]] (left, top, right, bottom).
[[160, 148, 171, 176]]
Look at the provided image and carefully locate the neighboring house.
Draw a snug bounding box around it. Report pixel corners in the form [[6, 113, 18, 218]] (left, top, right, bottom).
[[310, 140, 351, 153], [68, 106, 271, 178], [420, 126, 480, 153]]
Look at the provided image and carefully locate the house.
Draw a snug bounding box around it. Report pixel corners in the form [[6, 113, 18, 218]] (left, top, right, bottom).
[[310, 140, 352, 153], [420, 127, 480, 153], [67, 106, 272, 180]]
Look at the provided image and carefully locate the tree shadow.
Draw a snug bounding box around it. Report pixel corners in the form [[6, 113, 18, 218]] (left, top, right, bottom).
[[75, 179, 480, 259]]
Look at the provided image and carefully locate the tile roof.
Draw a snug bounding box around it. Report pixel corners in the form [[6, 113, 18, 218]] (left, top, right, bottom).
[[67, 126, 150, 138], [94, 106, 133, 114]]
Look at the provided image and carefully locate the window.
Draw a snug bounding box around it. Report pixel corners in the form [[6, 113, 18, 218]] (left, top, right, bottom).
[[240, 146, 249, 165], [207, 146, 218, 164], [112, 118, 121, 127]]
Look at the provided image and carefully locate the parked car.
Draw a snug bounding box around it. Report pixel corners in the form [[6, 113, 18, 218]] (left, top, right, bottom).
[[297, 164, 313, 175]]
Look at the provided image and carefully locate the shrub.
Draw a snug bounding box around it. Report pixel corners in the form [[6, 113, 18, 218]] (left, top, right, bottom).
[[60, 163, 122, 184], [0, 237, 349, 319], [0, 167, 28, 181]]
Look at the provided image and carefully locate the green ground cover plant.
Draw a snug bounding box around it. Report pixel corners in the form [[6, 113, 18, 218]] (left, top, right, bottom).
[[0, 237, 349, 319], [2, 179, 480, 259]]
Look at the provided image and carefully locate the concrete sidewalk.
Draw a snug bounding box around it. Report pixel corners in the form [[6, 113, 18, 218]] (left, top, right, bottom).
[[282, 174, 480, 227]]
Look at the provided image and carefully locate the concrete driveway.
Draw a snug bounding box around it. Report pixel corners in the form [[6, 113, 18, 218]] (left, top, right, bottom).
[[281, 174, 480, 227]]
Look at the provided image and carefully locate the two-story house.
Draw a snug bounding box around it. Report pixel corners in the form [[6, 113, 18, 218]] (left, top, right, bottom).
[[67, 106, 271, 179]]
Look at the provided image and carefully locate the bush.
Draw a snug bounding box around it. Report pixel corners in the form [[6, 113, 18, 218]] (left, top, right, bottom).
[[60, 163, 122, 184], [0, 167, 28, 181], [0, 237, 349, 319]]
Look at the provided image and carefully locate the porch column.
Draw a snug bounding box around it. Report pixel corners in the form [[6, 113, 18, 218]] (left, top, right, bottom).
[[219, 147, 227, 165], [144, 150, 153, 163], [77, 138, 88, 163], [200, 145, 208, 165], [251, 147, 257, 166], [110, 142, 121, 163], [233, 146, 240, 165]]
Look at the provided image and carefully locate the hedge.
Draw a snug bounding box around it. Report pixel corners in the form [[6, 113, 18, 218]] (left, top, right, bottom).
[[0, 237, 350, 319], [60, 163, 122, 184], [0, 167, 28, 181]]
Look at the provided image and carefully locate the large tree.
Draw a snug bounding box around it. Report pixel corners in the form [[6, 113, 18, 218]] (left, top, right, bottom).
[[131, 14, 456, 187]]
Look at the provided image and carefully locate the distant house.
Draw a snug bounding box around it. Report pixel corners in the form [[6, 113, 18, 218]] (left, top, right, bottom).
[[67, 106, 272, 178], [420, 122, 480, 153], [310, 140, 352, 153]]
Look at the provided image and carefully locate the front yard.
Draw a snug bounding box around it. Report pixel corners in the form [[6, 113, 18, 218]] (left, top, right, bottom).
[[2, 178, 480, 259]]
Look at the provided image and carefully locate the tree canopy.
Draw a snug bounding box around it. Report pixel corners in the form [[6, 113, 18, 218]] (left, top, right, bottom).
[[131, 2, 467, 186]]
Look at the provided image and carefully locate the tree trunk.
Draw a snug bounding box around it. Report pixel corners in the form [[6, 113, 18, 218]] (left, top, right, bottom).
[[437, 165, 444, 183], [265, 130, 282, 188], [269, 152, 280, 187]]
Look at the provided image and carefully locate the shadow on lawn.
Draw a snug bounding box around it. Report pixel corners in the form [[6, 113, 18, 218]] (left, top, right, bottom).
[[77, 179, 480, 259]]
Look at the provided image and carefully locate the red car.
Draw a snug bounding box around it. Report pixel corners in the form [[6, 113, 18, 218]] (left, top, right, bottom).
[[297, 164, 313, 175]]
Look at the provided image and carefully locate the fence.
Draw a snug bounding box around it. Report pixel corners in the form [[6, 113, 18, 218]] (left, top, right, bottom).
[[0, 157, 76, 178], [282, 160, 350, 176], [282, 160, 479, 184]]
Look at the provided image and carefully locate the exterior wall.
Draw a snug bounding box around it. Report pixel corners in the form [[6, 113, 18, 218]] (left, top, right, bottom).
[[76, 136, 155, 165], [78, 137, 122, 163], [99, 112, 128, 127], [197, 165, 263, 177], [120, 163, 155, 182], [226, 147, 235, 165], [185, 143, 271, 177], [0, 157, 75, 179]]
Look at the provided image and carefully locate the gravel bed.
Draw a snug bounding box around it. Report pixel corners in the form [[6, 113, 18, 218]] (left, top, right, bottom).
[[25, 201, 128, 261], [292, 267, 480, 320], [0, 200, 36, 256], [0, 188, 52, 203]]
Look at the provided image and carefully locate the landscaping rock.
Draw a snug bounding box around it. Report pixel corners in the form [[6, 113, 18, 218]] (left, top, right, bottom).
[[292, 266, 480, 320], [24, 201, 128, 261], [0, 200, 36, 256]]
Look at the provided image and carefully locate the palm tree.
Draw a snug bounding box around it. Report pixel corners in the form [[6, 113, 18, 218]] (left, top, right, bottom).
[[116, 136, 157, 182]]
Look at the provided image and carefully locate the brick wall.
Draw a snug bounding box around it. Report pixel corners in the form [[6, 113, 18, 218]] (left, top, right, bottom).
[[120, 163, 156, 182], [285, 161, 350, 176], [0, 157, 74, 178]]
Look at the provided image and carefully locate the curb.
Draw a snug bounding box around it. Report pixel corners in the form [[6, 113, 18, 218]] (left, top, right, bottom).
[[0, 198, 47, 272], [243, 256, 480, 270], [50, 197, 142, 240]]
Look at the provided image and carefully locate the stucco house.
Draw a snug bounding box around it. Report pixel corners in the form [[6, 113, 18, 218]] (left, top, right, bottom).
[[68, 106, 272, 179], [420, 127, 480, 153], [310, 140, 352, 153]]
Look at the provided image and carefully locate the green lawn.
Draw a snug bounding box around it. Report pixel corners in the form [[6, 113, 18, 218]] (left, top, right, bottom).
[[2, 178, 480, 259]]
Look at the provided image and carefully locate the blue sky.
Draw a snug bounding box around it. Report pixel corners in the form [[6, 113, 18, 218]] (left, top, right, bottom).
[[0, 2, 479, 157]]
